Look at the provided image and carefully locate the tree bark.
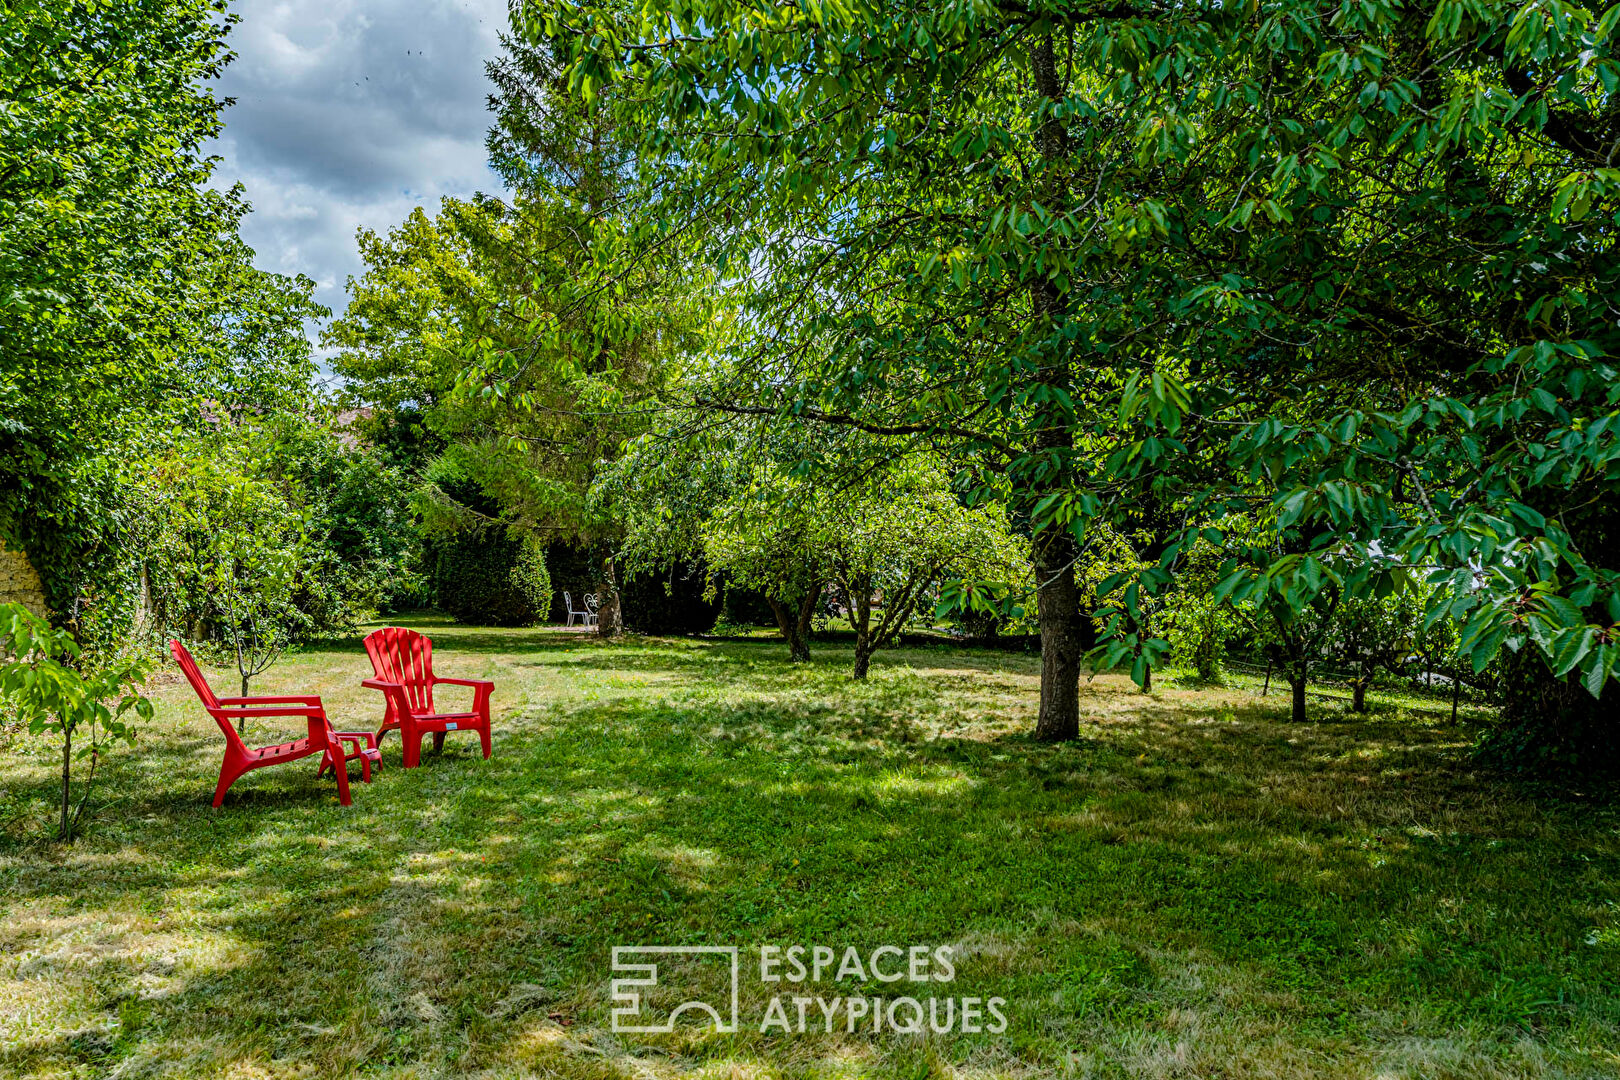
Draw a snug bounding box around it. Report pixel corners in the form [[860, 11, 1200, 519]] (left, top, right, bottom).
[[794, 591, 816, 660], [1352, 666, 1369, 713], [1290, 672, 1308, 723], [595, 553, 623, 638], [767, 592, 816, 662], [1033, 528, 1082, 741], [844, 573, 874, 680]]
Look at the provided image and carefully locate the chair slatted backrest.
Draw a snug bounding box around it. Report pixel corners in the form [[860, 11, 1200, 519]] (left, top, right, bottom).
[[170, 640, 245, 751], [364, 627, 435, 715]]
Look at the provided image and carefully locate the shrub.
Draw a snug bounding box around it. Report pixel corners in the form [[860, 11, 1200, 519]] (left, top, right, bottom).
[[950, 607, 1007, 642], [0, 603, 151, 842], [550, 543, 722, 634], [431, 532, 550, 627]]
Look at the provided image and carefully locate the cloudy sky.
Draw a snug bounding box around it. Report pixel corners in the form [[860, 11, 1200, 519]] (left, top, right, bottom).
[[206, 0, 513, 358]]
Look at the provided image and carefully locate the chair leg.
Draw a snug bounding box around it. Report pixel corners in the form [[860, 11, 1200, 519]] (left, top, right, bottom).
[[332, 755, 353, 806], [431, 731, 446, 754], [334, 736, 374, 781], [479, 724, 491, 759], [211, 764, 243, 808], [403, 729, 423, 769]]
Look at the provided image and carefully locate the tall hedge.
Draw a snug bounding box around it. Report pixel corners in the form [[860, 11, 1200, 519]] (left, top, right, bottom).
[[621, 561, 722, 635], [1480, 648, 1620, 774], [430, 532, 550, 627], [722, 584, 777, 627], [546, 543, 721, 634]]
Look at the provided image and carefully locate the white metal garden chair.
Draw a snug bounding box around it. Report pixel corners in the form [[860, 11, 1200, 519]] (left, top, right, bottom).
[[563, 591, 598, 627]]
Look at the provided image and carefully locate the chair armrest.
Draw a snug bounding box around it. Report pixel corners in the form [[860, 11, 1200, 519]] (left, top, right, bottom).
[[361, 678, 415, 717], [334, 731, 380, 748], [211, 705, 327, 720], [219, 695, 323, 706], [431, 677, 495, 689]]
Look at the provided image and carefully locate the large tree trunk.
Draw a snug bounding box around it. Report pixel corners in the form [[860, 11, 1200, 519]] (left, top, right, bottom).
[[595, 553, 623, 638], [794, 591, 816, 660], [1290, 672, 1308, 723], [1352, 670, 1370, 713], [1028, 30, 1082, 742], [1033, 528, 1082, 741]]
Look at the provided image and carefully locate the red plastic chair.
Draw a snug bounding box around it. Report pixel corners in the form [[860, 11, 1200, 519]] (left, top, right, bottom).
[[171, 641, 381, 807], [362, 627, 494, 768]]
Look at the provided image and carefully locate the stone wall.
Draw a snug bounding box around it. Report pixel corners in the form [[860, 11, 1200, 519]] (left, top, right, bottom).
[[0, 544, 48, 616]]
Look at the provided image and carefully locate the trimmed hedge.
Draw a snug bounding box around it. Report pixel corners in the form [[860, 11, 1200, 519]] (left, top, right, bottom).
[[430, 532, 551, 627]]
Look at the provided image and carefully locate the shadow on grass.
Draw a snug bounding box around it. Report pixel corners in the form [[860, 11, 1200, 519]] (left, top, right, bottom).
[[1, 634, 1618, 1078]]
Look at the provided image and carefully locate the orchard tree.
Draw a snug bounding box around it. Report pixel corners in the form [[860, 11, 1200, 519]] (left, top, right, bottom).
[[1159, 535, 1241, 684], [1331, 589, 1425, 713], [606, 420, 1027, 673], [602, 418, 829, 658], [824, 461, 1026, 678], [148, 449, 308, 702], [1241, 581, 1344, 726], [699, 468, 835, 662], [698, 463, 1028, 674]]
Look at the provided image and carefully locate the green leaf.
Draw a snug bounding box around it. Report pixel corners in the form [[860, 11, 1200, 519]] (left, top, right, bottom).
[[1582, 644, 1611, 698], [1551, 626, 1597, 677]]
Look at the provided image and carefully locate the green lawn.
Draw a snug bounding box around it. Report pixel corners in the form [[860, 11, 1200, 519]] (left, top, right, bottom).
[[1, 617, 1616, 1079]]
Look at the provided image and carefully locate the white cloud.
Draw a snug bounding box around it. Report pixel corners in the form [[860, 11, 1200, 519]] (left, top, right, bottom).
[[205, 0, 512, 360]]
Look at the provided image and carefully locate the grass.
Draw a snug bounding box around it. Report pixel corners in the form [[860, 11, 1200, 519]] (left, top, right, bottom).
[[0, 616, 1617, 1079]]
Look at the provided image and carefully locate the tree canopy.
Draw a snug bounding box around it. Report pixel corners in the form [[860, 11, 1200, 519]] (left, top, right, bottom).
[[531, 0, 1620, 739], [1, 0, 325, 635]]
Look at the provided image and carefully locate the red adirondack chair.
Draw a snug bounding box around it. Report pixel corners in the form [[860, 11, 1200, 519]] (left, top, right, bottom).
[[171, 641, 381, 807], [362, 627, 494, 768]]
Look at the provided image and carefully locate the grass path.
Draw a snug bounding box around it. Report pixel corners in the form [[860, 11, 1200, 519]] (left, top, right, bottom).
[[0, 618, 1616, 1078]]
